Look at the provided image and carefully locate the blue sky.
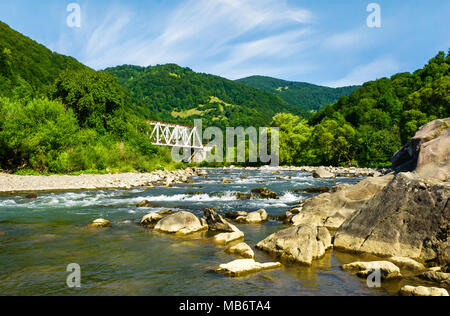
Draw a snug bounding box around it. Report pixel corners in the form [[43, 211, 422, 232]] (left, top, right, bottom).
[[0, 0, 449, 87]]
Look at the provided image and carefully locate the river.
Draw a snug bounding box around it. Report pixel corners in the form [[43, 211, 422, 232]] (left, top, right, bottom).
[[0, 168, 410, 296]]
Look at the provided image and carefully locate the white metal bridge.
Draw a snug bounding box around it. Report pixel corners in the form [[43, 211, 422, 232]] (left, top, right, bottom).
[[148, 121, 209, 162]]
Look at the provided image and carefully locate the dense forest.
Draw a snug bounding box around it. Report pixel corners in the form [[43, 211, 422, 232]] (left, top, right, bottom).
[[0, 21, 175, 174], [237, 76, 358, 112], [273, 51, 450, 167], [0, 21, 447, 172], [105, 64, 308, 129]]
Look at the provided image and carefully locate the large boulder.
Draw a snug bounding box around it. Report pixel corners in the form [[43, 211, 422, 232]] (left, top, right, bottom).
[[291, 175, 393, 230], [392, 118, 450, 181], [256, 224, 332, 265], [399, 286, 449, 297], [203, 208, 239, 233], [334, 172, 450, 264], [214, 259, 281, 277], [154, 211, 208, 235], [342, 261, 402, 280]]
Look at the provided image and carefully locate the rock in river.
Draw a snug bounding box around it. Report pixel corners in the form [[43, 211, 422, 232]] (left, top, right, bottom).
[[392, 118, 450, 181], [250, 188, 278, 199], [235, 209, 269, 224], [312, 167, 336, 179], [256, 224, 332, 265], [399, 286, 449, 297], [140, 212, 163, 227], [88, 218, 111, 228], [291, 175, 393, 230], [419, 271, 450, 287], [213, 231, 245, 245], [204, 208, 238, 233], [225, 243, 255, 259], [154, 211, 208, 235], [388, 257, 425, 271], [214, 259, 281, 277], [342, 261, 402, 280], [334, 172, 450, 263]]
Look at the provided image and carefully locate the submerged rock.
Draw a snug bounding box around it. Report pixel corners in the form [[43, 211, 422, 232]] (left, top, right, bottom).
[[214, 259, 281, 277], [136, 200, 156, 208], [256, 224, 332, 265], [250, 188, 278, 199], [25, 194, 38, 199], [342, 261, 402, 280], [225, 243, 255, 259], [291, 175, 393, 230], [88, 218, 111, 228], [140, 212, 163, 227], [154, 211, 208, 235], [399, 286, 449, 297], [334, 172, 450, 263]]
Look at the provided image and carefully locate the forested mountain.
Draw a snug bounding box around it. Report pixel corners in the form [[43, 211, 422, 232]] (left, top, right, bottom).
[[237, 76, 358, 112], [274, 51, 450, 167], [0, 21, 89, 98], [105, 64, 307, 129]]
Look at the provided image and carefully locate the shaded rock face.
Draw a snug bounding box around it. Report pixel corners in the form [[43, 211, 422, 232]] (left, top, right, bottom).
[[342, 261, 402, 280], [291, 175, 393, 230], [392, 118, 450, 181], [154, 211, 208, 235], [334, 172, 450, 264], [256, 224, 332, 265], [419, 271, 450, 287], [203, 208, 238, 233], [214, 259, 281, 277], [399, 286, 449, 297]]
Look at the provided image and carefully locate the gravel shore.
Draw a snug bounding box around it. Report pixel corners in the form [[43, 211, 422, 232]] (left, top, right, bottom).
[[0, 168, 206, 194]]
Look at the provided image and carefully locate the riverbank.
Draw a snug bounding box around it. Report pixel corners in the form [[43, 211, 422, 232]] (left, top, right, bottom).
[[0, 168, 206, 194], [0, 165, 384, 194]]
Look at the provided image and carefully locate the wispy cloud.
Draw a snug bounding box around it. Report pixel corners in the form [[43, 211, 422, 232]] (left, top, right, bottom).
[[73, 0, 315, 78], [324, 57, 402, 88]]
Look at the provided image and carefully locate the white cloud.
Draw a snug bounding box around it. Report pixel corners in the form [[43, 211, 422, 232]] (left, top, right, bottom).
[[324, 57, 402, 87], [74, 0, 315, 77]]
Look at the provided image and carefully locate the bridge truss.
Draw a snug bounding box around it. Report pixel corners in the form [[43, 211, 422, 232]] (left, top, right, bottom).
[[148, 121, 203, 150]]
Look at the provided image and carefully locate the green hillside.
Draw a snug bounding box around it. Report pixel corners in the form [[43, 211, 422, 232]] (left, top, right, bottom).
[[273, 51, 450, 167], [0, 21, 89, 97], [105, 64, 307, 129], [237, 75, 358, 112]]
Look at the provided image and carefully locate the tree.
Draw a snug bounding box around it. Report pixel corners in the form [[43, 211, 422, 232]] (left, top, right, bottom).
[[51, 70, 125, 131]]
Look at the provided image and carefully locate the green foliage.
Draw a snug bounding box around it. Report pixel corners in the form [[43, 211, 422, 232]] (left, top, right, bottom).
[[105, 64, 305, 129], [0, 97, 166, 173], [51, 70, 125, 130], [276, 51, 450, 168], [237, 75, 359, 112]]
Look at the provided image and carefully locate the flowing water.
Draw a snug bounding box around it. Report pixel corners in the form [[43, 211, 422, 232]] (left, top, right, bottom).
[[0, 169, 424, 296]]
